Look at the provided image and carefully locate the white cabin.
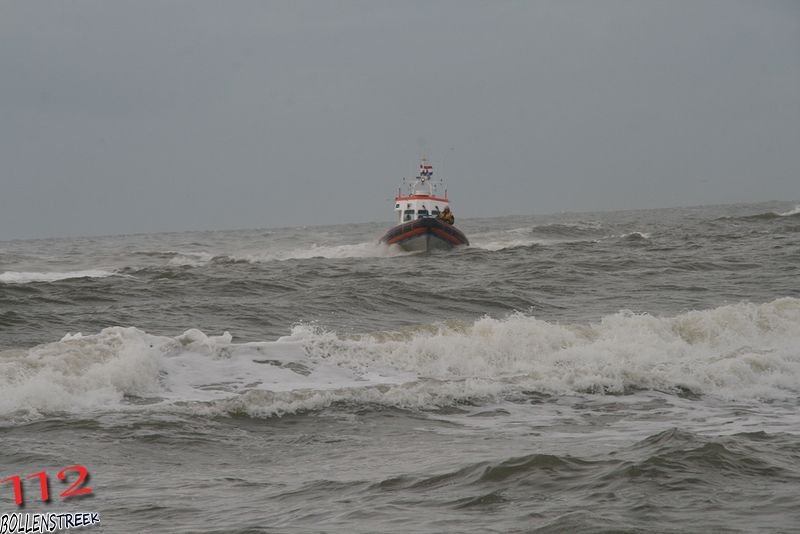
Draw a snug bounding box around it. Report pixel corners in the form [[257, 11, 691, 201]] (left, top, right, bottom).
[[393, 159, 450, 224]]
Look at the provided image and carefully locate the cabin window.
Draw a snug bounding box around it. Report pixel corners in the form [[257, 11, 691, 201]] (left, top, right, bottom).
[[403, 210, 414, 221], [431, 209, 440, 216], [395, 204, 400, 208], [417, 210, 429, 218]]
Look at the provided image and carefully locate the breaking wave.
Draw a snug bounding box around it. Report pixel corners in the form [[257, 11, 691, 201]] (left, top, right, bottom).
[[0, 270, 119, 284], [777, 205, 800, 217], [131, 242, 413, 267], [470, 222, 608, 251], [717, 206, 800, 222], [229, 241, 412, 262], [617, 231, 651, 241], [166, 251, 215, 267], [528, 221, 605, 239], [1, 297, 799, 420]]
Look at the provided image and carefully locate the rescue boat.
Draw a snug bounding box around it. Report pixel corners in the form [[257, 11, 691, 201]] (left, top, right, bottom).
[[379, 159, 469, 251]]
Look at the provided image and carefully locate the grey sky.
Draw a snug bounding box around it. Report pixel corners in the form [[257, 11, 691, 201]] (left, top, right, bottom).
[[1, 1, 798, 240]]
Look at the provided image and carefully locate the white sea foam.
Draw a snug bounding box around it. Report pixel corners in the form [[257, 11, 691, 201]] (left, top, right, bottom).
[[0, 270, 118, 284], [470, 222, 609, 251], [469, 228, 553, 251], [616, 231, 651, 240], [166, 251, 215, 267], [2, 298, 799, 419], [777, 205, 800, 217], [233, 241, 413, 262], [470, 236, 551, 251]]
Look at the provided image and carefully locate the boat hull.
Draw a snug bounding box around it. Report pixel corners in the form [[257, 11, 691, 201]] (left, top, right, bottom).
[[379, 217, 469, 252]]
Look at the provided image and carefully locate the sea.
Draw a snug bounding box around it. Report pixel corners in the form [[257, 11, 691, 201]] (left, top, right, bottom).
[[1, 201, 799, 533]]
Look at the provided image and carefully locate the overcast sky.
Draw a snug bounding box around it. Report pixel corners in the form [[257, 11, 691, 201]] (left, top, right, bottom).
[[1, 1, 798, 240]]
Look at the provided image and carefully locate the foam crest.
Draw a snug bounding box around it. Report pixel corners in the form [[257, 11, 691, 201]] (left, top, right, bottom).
[[0, 327, 166, 417], [778, 205, 800, 217], [297, 299, 800, 400], [617, 231, 651, 240], [469, 227, 554, 251], [470, 222, 608, 251], [232, 241, 412, 262], [2, 298, 798, 420], [470, 235, 549, 251], [166, 251, 214, 267], [0, 270, 118, 284]]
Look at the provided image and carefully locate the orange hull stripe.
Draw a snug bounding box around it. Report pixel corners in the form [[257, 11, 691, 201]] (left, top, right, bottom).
[[431, 227, 464, 244], [386, 227, 465, 246], [395, 195, 449, 203], [386, 227, 427, 244]]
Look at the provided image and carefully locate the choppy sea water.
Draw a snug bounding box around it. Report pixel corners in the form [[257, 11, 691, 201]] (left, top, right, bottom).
[[1, 201, 800, 533]]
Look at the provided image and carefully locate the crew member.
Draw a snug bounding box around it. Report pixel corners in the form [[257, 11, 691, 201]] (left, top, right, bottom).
[[438, 206, 455, 225]]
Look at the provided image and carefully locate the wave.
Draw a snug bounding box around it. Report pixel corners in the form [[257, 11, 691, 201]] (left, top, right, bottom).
[[470, 236, 549, 251], [229, 242, 413, 262], [607, 428, 796, 483], [367, 430, 788, 493], [2, 297, 799, 420], [470, 222, 607, 251], [166, 251, 215, 267], [131, 250, 216, 267], [777, 205, 800, 217], [0, 270, 119, 284], [369, 453, 590, 495], [123, 242, 413, 270], [717, 206, 800, 222], [617, 231, 651, 241], [529, 221, 605, 239], [289, 426, 797, 520]]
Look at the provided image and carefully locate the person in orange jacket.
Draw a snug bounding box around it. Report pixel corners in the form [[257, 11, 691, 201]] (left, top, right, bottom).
[[438, 206, 455, 225]]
